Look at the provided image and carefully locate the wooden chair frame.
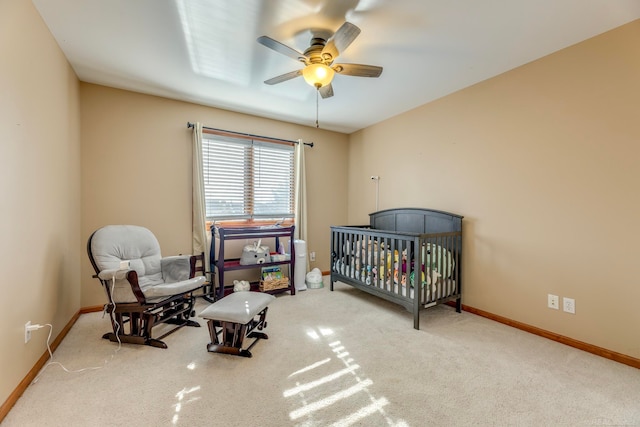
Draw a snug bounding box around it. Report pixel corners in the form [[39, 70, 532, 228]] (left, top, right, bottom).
[[190, 252, 216, 303]]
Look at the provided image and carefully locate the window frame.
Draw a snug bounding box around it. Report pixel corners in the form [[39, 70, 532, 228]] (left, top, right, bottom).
[[201, 128, 296, 228]]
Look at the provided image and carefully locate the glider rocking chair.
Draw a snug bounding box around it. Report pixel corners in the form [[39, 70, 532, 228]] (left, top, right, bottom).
[[87, 225, 206, 348]]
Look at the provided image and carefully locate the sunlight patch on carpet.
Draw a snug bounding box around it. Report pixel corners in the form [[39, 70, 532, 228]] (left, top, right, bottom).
[[285, 326, 408, 426]]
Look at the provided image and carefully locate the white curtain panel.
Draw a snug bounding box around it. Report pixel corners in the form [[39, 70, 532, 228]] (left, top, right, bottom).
[[294, 140, 309, 271], [191, 122, 209, 272]]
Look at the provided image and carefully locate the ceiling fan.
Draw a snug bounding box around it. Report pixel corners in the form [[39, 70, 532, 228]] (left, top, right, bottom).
[[257, 22, 383, 99]]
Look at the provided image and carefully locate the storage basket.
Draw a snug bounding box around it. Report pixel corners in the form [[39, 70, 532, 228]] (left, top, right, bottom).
[[259, 277, 289, 292]]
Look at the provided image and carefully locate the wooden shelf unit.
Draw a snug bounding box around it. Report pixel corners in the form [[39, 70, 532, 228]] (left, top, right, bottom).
[[210, 225, 296, 300]]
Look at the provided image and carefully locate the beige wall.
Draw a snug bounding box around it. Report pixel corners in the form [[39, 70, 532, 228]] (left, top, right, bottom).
[[2, 0, 638, 412], [0, 0, 81, 405], [348, 20, 640, 358], [80, 83, 349, 306]]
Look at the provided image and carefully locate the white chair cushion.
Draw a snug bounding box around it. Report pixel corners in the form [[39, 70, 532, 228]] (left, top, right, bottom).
[[91, 225, 162, 277], [143, 276, 205, 299], [91, 224, 204, 303]]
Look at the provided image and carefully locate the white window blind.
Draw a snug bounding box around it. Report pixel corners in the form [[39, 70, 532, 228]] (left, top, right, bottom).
[[202, 134, 295, 221]]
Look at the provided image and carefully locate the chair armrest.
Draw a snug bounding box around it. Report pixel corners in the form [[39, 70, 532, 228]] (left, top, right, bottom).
[[161, 255, 191, 283], [98, 269, 129, 280]]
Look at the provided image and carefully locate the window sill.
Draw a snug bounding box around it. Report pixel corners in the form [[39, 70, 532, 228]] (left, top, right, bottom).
[[207, 220, 294, 229]]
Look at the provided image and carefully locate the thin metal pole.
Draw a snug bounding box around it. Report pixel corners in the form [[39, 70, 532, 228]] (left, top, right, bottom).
[[187, 122, 314, 147]]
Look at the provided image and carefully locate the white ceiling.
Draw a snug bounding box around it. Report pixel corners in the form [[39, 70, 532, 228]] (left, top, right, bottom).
[[33, 0, 640, 134]]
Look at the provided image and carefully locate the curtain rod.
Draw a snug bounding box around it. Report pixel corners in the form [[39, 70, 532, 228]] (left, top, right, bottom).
[[187, 122, 314, 147]]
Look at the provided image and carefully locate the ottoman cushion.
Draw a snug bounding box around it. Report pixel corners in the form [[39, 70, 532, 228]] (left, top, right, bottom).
[[199, 292, 275, 325]]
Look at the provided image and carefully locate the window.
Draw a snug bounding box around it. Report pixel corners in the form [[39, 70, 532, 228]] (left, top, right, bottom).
[[202, 133, 295, 222]]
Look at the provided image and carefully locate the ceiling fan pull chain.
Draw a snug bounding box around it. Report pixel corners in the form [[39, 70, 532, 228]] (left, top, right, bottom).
[[316, 89, 319, 128]]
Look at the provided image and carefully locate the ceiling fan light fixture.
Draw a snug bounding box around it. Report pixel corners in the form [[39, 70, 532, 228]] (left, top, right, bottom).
[[302, 63, 335, 88]]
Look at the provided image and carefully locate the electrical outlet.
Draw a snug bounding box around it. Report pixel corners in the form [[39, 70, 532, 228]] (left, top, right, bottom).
[[309, 251, 316, 262], [563, 297, 575, 314], [547, 294, 559, 310], [25, 321, 32, 343]]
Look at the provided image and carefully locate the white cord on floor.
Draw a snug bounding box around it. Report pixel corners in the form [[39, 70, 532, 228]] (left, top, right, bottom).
[[31, 275, 123, 384], [31, 324, 106, 384], [109, 275, 123, 350]]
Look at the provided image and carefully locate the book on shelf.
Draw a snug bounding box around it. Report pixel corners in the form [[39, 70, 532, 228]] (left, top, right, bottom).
[[261, 266, 283, 281]]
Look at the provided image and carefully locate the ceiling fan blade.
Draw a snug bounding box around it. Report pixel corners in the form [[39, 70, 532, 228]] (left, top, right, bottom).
[[319, 83, 334, 99], [334, 63, 383, 78], [257, 36, 306, 62], [321, 22, 361, 61], [264, 69, 302, 85]]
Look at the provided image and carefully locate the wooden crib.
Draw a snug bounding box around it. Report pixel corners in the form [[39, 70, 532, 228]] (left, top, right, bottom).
[[330, 208, 463, 329]]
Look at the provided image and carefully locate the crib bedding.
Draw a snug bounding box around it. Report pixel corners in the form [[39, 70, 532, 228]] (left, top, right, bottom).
[[330, 208, 463, 329]]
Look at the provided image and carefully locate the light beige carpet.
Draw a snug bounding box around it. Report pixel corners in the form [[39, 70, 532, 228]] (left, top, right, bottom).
[[3, 278, 640, 426]]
